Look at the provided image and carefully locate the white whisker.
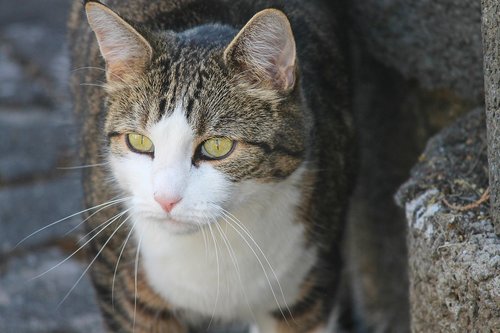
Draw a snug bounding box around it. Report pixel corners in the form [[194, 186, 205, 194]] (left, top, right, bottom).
[[200, 222, 209, 260], [71, 66, 107, 73], [112, 220, 136, 307], [30, 208, 130, 281], [216, 208, 294, 325], [63, 196, 129, 238], [221, 209, 295, 323], [133, 231, 143, 333], [57, 162, 109, 170], [80, 82, 106, 88], [213, 219, 256, 322], [206, 222, 221, 330], [16, 196, 130, 248], [57, 212, 132, 308]]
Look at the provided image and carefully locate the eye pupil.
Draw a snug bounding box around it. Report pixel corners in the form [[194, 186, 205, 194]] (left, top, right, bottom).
[[200, 137, 234, 160], [126, 133, 154, 154]]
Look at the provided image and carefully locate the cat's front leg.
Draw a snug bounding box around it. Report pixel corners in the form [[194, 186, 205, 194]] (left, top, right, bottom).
[[251, 313, 333, 333], [250, 321, 329, 333]]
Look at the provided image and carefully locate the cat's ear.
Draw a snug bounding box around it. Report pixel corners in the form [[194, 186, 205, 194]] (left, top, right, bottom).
[[224, 9, 296, 91], [85, 1, 152, 83]]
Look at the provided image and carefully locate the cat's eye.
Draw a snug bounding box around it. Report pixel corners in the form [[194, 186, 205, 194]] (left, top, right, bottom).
[[201, 137, 235, 160], [126, 133, 154, 154]]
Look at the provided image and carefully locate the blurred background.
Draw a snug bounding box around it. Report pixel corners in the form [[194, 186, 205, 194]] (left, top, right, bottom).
[[0, 0, 104, 332]]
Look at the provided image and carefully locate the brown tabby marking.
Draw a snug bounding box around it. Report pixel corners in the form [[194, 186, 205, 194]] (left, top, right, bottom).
[[70, 0, 354, 332]]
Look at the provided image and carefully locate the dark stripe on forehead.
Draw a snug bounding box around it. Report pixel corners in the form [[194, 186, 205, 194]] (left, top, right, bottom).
[[244, 140, 304, 159], [158, 98, 167, 118], [185, 96, 195, 119], [165, 48, 185, 115], [169, 65, 180, 111], [185, 71, 202, 120]]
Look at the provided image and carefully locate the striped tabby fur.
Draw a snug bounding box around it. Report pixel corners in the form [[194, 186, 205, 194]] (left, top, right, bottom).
[[69, 0, 354, 332]]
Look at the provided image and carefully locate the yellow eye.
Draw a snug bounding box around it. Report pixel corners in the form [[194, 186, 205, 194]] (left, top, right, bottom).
[[201, 137, 235, 159], [126, 133, 154, 154]]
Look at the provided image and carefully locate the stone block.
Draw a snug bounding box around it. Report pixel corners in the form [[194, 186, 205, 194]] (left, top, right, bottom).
[[0, 248, 104, 333], [0, 176, 83, 252], [0, 109, 77, 183], [0, 48, 48, 106], [351, 0, 484, 101], [0, 0, 72, 107], [396, 109, 500, 332]]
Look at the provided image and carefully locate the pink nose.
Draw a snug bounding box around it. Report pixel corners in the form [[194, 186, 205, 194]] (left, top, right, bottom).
[[154, 195, 182, 213]]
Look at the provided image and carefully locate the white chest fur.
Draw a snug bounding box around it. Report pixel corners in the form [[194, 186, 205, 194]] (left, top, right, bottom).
[[134, 173, 316, 322]]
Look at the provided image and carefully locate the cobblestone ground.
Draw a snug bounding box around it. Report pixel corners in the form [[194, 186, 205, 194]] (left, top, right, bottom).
[[0, 1, 104, 332]]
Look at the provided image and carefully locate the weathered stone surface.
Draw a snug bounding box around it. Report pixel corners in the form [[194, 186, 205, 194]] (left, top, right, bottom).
[[0, 0, 71, 107], [0, 0, 71, 30], [0, 48, 47, 105], [351, 0, 484, 101], [482, 0, 500, 234], [0, 109, 76, 183], [0, 248, 104, 333], [346, 2, 487, 329], [0, 1, 99, 330], [2, 24, 71, 105], [396, 109, 500, 332], [0, 176, 83, 252]]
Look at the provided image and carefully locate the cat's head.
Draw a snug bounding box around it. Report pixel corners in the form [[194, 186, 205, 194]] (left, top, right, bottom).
[[85, 1, 308, 234]]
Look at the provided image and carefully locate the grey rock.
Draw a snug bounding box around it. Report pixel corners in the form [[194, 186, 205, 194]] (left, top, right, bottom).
[[396, 109, 500, 332], [351, 0, 484, 101], [0, 0, 71, 30], [0, 0, 72, 107], [0, 109, 77, 183], [0, 176, 83, 252], [0, 48, 48, 105], [482, 0, 500, 233], [0, 248, 104, 333], [2, 24, 70, 107]]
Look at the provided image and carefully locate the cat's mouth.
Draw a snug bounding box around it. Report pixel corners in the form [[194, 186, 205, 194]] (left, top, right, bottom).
[[164, 216, 188, 226], [133, 206, 219, 234], [149, 213, 211, 234], [163, 218, 205, 235]]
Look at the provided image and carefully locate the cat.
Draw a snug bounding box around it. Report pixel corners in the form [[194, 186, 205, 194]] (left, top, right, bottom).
[[69, 0, 354, 332]]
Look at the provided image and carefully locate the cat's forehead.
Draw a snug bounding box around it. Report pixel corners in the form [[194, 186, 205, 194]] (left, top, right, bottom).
[[147, 53, 229, 129], [105, 25, 277, 138]]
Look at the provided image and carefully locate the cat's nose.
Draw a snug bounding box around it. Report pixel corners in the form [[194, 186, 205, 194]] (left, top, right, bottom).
[[154, 195, 182, 213]]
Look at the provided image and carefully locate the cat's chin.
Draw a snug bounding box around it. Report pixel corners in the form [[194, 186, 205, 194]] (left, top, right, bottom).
[[133, 208, 216, 235], [148, 215, 206, 235]]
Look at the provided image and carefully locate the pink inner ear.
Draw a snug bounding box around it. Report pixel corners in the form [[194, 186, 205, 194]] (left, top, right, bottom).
[[86, 3, 152, 82], [274, 39, 296, 90], [280, 64, 296, 91], [100, 40, 145, 81], [225, 9, 297, 91]]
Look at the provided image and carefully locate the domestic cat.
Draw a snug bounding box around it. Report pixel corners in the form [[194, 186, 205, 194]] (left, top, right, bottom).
[[69, 0, 354, 332]]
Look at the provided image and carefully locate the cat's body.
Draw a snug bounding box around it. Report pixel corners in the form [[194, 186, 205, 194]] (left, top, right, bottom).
[[69, 0, 354, 332]]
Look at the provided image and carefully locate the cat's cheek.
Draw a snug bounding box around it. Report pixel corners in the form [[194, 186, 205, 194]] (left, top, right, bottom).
[[181, 163, 234, 218], [109, 153, 154, 196]]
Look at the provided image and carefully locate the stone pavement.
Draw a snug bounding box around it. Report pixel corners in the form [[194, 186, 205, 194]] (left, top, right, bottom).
[[0, 0, 104, 332]]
